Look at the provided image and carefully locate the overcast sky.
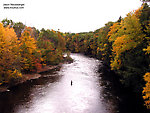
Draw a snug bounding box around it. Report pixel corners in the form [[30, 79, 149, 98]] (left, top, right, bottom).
[[0, 0, 142, 33]]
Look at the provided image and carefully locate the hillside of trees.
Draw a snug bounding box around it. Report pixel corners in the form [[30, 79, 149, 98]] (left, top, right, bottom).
[[0, 2, 150, 110], [65, 3, 150, 109], [0, 20, 66, 85]]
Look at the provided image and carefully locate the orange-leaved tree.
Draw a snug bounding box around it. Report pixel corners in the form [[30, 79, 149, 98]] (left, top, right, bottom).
[[0, 23, 22, 84], [109, 7, 145, 70], [142, 22, 150, 109], [19, 27, 42, 72]]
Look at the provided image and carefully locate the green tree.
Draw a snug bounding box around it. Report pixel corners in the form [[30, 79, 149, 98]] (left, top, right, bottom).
[[13, 22, 25, 38], [1, 18, 14, 27]]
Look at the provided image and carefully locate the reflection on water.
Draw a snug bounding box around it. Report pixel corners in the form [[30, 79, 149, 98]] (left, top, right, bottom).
[[0, 53, 119, 113]]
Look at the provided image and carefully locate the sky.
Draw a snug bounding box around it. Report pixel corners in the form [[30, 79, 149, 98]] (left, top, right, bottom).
[[0, 0, 142, 33]]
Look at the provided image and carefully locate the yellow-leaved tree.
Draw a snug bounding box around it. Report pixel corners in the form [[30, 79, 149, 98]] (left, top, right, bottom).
[[109, 7, 145, 70], [143, 72, 150, 109], [142, 22, 150, 109], [19, 27, 41, 72], [0, 23, 22, 84]]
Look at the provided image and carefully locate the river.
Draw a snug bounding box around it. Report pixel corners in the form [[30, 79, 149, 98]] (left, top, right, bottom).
[[0, 53, 147, 113]]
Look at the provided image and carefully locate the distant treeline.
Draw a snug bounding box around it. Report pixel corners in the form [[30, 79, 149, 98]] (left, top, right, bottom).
[[0, 2, 150, 110]]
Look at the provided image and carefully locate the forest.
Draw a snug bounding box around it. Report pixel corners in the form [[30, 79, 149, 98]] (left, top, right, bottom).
[[0, 2, 150, 110]]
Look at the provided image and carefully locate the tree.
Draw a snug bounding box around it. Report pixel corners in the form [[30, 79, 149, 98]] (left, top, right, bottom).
[[37, 29, 66, 65], [0, 23, 22, 83], [31, 27, 40, 40], [19, 27, 41, 72], [117, 16, 122, 22], [57, 31, 66, 51], [110, 9, 145, 70], [142, 22, 150, 109], [141, 0, 150, 3], [143, 72, 150, 109], [13, 22, 25, 38], [1, 18, 14, 27], [106, 6, 150, 93], [96, 22, 113, 63], [37, 34, 55, 64]]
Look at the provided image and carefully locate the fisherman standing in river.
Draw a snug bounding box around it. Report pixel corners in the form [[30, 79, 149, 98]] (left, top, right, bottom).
[[71, 80, 73, 86]]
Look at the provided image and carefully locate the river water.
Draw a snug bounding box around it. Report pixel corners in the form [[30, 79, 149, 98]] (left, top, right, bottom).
[[0, 53, 146, 113]]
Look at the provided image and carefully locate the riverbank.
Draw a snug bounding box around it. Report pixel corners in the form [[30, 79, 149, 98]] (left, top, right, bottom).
[[0, 64, 62, 93], [99, 62, 149, 113], [0, 54, 73, 93]]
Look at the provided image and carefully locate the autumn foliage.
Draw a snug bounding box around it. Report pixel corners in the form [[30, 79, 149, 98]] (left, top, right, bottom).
[[0, 22, 66, 84], [0, 2, 150, 110], [65, 3, 150, 109], [0, 23, 22, 83]]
